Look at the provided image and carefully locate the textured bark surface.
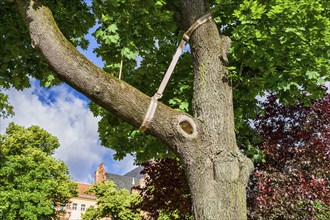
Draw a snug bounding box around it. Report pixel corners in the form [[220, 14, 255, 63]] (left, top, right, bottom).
[[177, 1, 254, 219], [16, 0, 254, 219]]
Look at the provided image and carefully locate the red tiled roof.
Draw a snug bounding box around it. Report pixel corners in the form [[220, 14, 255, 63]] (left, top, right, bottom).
[[77, 183, 95, 198]]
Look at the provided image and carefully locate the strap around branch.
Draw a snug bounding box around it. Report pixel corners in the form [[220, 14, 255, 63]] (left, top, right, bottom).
[[139, 13, 212, 132]]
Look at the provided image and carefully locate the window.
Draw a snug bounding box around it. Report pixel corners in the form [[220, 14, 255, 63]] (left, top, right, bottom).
[[81, 204, 86, 211], [72, 203, 77, 210]]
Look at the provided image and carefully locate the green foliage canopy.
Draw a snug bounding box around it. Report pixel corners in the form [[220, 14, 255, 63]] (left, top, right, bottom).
[[0, 123, 78, 220], [90, 0, 330, 161]]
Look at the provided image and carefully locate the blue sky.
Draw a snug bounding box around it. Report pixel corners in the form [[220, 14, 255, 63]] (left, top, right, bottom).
[[0, 20, 137, 184]]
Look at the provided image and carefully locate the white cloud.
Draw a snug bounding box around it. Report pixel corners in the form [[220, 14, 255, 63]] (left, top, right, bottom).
[[0, 80, 136, 183]]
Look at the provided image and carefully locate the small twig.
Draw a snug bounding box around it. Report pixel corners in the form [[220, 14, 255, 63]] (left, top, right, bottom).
[[119, 55, 124, 80]]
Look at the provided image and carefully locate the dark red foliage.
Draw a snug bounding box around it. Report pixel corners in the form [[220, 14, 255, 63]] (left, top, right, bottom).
[[136, 158, 191, 219], [248, 94, 330, 219]]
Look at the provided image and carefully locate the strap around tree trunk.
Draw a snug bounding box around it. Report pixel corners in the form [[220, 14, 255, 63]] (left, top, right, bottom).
[[139, 13, 212, 132]]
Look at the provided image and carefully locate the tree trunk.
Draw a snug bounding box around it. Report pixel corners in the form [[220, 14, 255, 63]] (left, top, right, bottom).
[[16, 0, 253, 219], [175, 1, 254, 219]]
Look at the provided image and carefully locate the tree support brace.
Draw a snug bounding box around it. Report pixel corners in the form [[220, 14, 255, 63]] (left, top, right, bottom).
[[139, 13, 212, 132]]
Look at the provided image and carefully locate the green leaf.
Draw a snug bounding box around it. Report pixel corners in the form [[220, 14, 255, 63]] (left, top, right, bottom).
[[179, 102, 189, 112], [107, 24, 118, 33], [95, 29, 104, 38], [306, 71, 319, 80]]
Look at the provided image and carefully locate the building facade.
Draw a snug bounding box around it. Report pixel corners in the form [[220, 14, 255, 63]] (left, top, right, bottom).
[[66, 183, 97, 220]]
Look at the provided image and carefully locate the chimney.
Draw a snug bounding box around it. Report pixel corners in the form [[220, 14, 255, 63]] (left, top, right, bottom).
[[94, 163, 106, 183]]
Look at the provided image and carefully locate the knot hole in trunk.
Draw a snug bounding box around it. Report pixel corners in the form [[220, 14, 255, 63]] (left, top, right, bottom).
[[177, 115, 197, 139]]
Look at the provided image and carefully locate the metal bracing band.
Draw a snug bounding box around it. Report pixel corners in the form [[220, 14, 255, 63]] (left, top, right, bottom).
[[139, 13, 212, 132]]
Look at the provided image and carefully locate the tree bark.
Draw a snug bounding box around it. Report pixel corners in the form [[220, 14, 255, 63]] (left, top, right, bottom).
[[16, 0, 253, 219], [175, 0, 254, 219]]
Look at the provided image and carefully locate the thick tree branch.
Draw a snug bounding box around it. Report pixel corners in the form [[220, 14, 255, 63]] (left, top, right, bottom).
[[15, 0, 198, 153]]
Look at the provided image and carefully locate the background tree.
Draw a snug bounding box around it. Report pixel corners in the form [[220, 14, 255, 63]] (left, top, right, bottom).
[[1, 0, 330, 218], [0, 122, 78, 220], [137, 158, 191, 220], [82, 180, 141, 220], [247, 93, 330, 219]]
